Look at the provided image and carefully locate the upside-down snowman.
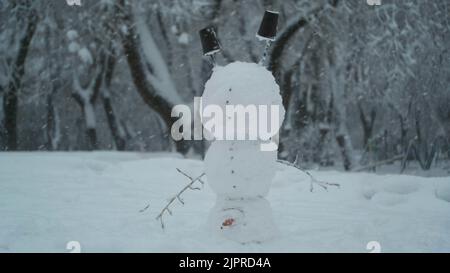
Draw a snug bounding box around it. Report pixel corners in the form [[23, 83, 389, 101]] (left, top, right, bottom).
[[199, 11, 285, 244]]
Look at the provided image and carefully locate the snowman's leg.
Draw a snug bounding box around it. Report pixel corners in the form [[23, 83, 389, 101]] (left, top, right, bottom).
[[258, 40, 272, 66]]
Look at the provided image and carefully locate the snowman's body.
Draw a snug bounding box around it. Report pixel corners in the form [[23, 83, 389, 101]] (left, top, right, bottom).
[[205, 140, 277, 198], [202, 62, 285, 243]]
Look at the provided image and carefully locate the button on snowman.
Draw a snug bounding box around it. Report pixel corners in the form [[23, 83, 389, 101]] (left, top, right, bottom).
[[200, 11, 285, 244]]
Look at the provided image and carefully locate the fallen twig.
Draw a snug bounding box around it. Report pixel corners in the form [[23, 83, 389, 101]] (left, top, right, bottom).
[[155, 169, 206, 229], [277, 157, 340, 192]]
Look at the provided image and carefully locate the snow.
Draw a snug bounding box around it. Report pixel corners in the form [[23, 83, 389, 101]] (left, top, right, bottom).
[[201, 62, 285, 242], [72, 75, 96, 129], [208, 197, 278, 243], [83, 103, 96, 129], [177, 33, 190, 45], [66, 30, 78, 41], [205, 141, 277, 198], [78, 47, 93, 65], [68, 42, 80, 53], [202, 62, 285, 140], [256, 34, 276, 42], [0, 152, 449, 252], [134, 7, 183, 106]]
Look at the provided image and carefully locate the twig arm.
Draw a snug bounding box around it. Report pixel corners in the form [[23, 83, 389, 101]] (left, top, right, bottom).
[[154, 170, 206, 229], [276, 159, 340, 192]]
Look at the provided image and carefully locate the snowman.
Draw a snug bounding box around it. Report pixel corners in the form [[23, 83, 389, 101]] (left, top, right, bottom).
[[199, 11, 285, 244]]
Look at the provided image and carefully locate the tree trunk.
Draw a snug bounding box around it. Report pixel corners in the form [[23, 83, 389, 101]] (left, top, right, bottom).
[[336, 134, 352, 171], [86, 127, 98, 151], [117, 0, 190, 155], [72, 60, 104, 151], [268, 0, 340, 79], [46, 93, 61, 150], [101, 50, 127, 151], [3, 10, 38, 151], [102, 96, 126, 151], [358, 102, 376, 148]]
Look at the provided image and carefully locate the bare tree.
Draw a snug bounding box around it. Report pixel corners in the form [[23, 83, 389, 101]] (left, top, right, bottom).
[[72, 53, 105, 150], [2, 1, 38, 150], [116, 0, 189, 154]]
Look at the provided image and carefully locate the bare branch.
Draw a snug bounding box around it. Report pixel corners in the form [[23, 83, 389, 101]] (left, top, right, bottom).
[[155, 170, 206, 229], [139, 204, 150, 213], [176, 168, 206, 185], [277, 157, 340, 192]]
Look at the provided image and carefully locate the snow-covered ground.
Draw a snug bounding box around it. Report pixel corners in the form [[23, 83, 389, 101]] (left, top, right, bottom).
[[0, 152, 449, 253]]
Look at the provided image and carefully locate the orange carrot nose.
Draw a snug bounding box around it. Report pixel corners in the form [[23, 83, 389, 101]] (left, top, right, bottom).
[[222, 218, 235, 227]]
